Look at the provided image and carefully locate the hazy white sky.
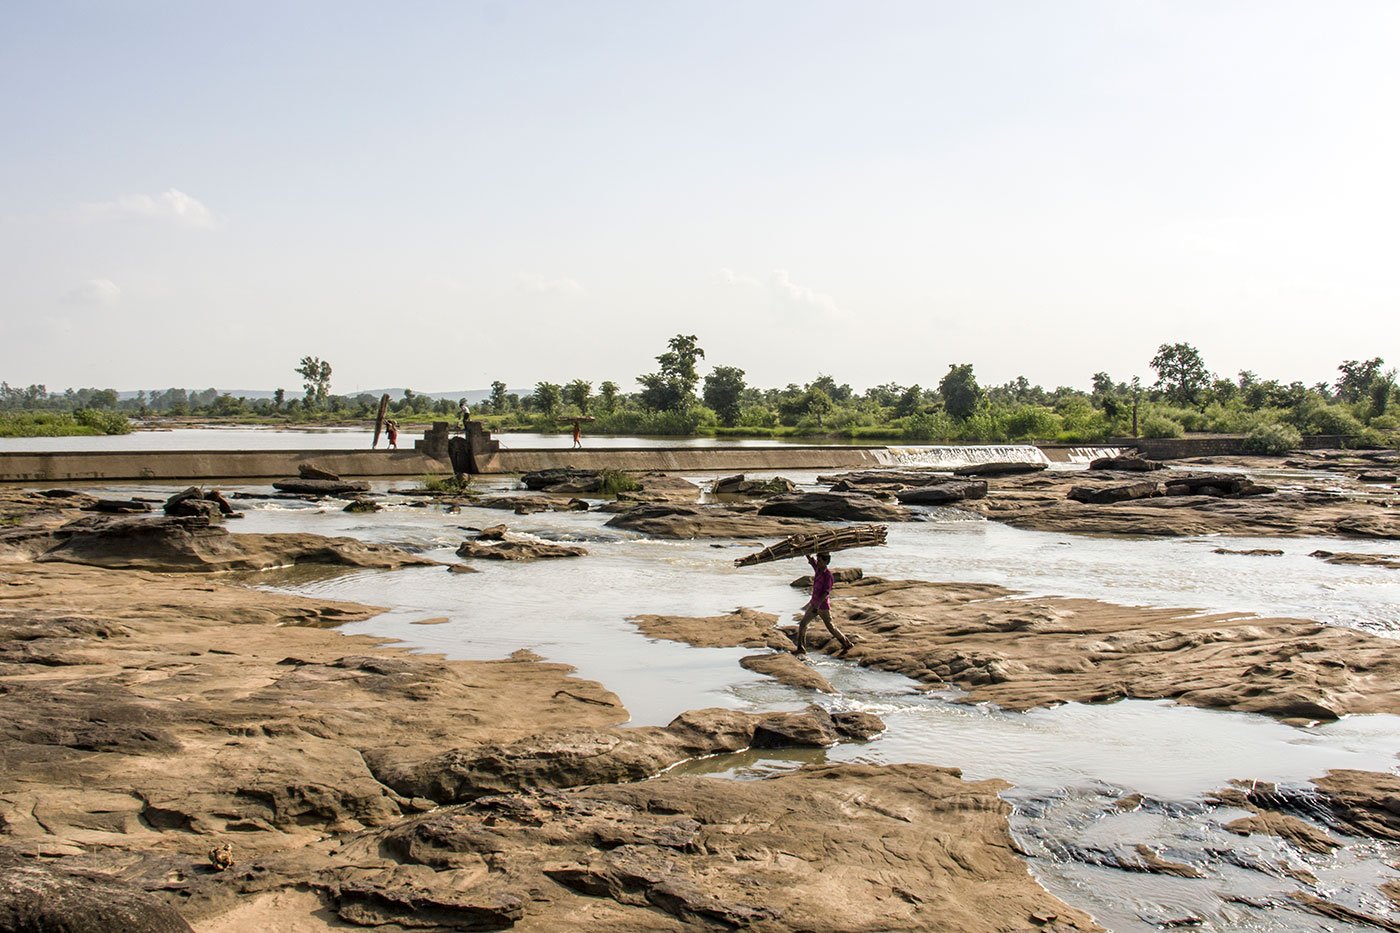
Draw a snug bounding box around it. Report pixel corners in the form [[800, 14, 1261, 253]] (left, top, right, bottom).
[[1, 1, 1396, 395]]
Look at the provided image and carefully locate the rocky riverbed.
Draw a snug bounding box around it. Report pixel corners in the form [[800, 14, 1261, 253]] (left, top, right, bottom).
[[0, 488, 1098, 932]]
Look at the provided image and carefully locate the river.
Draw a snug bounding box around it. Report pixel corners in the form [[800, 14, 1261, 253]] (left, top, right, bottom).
[[73, 458, 1400, 931]]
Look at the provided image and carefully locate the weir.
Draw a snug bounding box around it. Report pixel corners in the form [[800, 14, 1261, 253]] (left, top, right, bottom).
[[0, 421, 1244, 484]]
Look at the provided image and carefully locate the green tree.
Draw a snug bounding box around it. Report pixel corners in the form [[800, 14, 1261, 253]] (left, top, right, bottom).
[[489, 380, 509, 412], [805, 387, 834, 428], [273, 388, 285, 410], [938, 364, 981, 420], [638, 334, 705, 412], [1336, 358, 1385, 403], [894, 385, 924, 418], [702, 365, 747, 427], [1150, 343, 1209, 408], [597, 380, 620, 413], [564, 379, 593, 414], [296, 356, 332, 409], [532, 382, 562, 417]]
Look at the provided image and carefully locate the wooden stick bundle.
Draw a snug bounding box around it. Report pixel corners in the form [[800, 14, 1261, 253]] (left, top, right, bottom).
[[734, 524, 887, 567]]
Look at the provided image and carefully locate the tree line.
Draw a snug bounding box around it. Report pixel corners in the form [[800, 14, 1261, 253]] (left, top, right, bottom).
[[3, 338, 1397, 448]]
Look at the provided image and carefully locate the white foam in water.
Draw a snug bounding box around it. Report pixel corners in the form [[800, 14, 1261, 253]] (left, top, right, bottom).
[[878, 444, 1051, 469], [1064, 446, 1127, 463]]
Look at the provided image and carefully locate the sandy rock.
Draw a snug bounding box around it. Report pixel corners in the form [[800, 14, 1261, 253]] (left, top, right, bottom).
[[27, 514, 435, 573], [366, 705, 877, 804], [270, 478, 370, 497], [1087, 454, 1165, 471], [478, 494, 588, 514], [630, 608, 791, 649], [740, 652, 836, 692], [521, 467, 598, 491], [0, 850, 194, 932], [1312, 770, 1400, 841], [1224, 812, 1341, 854], [618, 472, 702, 504], [84, 498, 153, 514], [796, 576, 1400, 720], [297, 463, 341, 481], [1310, 549, 1400, 569], [896, 479, 988, 505], [323, 763, 1100, 933], [758, 491, 911, 522], [953, 461, 1049, 477], [1068, 481, 1161, 504], [456, 538, 588, 561], [712, 474, 796, 496], [959, 468, 1400, 539], [606, 503, 820, 539], [1214, 547, 1284, 556]]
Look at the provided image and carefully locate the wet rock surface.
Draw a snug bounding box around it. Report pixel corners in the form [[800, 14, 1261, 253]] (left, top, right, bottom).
[[4, 513, 437, 572], [757, 490, 912, 522], [320, 763, 1099, 932], [958, 465, 1400, 539], [270, 478, 371, 497], [605, 503, 821, 538], [798, 577, 1400, 720], [629, 607, 793, 649], [739, 651, 836, 692], [456, 536, 589, 560], [1310, 549, 1400, 569]]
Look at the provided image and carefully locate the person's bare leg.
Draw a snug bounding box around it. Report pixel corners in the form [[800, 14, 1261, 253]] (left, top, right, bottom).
[[819, 607, 854, 651], [794, 605, 818, 653]]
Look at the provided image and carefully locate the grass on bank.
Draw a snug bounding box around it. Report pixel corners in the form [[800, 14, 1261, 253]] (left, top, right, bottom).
[[0, 410, 132, 437]]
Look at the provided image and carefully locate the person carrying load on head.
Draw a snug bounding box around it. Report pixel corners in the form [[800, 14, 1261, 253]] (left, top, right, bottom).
[[793, 551, 854, 655]]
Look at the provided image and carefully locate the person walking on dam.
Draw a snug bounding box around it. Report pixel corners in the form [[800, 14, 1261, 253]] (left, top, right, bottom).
[[386, 420, 399, 450], [794, 552, 854, 655]]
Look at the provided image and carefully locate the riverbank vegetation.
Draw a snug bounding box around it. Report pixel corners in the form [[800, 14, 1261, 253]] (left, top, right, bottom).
[[4, 339, 1396, 445]]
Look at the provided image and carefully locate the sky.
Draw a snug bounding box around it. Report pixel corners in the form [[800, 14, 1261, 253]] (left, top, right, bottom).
[[1, 0, 1397, 396]]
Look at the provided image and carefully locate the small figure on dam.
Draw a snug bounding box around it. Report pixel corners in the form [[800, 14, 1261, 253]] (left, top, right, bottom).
[[459, 398, 471, 433], [794, 552, 855, 655], [386, 420, 399, 450], [572, 420, 582, 449]]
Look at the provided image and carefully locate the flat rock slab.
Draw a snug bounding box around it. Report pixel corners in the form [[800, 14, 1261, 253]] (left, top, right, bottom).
[[271, 479, 370, 497], [953, 461, 1049, 477], [1310, 550, 1400, 569], [27, 515, 436, 573], [323, 763, 1100, 933], [456, 538, 588, 561], [896, 480, 988, 505], [758, 491, 911, 523], [606, 504, 821, 539], [739, 652, 836, 693], [800, 577, 1400, 721], [630, 608, 790, 650]]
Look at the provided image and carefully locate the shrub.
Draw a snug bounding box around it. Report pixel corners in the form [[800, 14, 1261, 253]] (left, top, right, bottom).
[[1243, 423, 1301, 455], [959, 410, 1008, 443], [1003, 405, 1061, 440], [1140, 414, 1185, 438], [421, 474, 474, 494], [596, 469, 640, 496], [902, 411, 958, 441]]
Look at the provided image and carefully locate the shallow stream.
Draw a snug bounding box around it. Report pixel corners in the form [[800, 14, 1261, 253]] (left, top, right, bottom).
[[91, 465, 1400, 931]]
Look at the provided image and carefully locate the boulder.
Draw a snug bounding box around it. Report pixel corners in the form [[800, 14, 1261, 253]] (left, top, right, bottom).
[[478, 495, 588, 514], [456, 539, 588, 561], [0, 852, 194, 933], [31, 515, 437, 573], [605, 504, 819, 539], [751, 706, 842, 748], [521, 467, 598, 491], [298, 463, 341, 481], [84, 499, 152, 514], [819, 470, 951, 487], [758, 492, 911, 523], [713, 474, 797, 496], [739, 653, 836, 693], [953, 461, 1048, 477], [271, 478, 370, 497], [1087, 454, 1165, 472], [164, 486, 236, 519], [896, 480, 988, 505], [1068, 482, 1161, 504], [343, 499, 381, 513], [1161, 473, 1273, 498]]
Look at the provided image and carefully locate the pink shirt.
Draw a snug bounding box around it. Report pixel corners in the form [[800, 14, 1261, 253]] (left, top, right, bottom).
[[809, 556, 834, 605]]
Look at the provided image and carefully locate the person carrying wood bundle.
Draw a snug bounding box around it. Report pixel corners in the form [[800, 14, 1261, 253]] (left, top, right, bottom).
[[794, 552, 854, 655]]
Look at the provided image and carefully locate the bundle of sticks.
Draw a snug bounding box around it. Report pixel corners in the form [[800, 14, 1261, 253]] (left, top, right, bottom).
[[734, 524, 888, 567]]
